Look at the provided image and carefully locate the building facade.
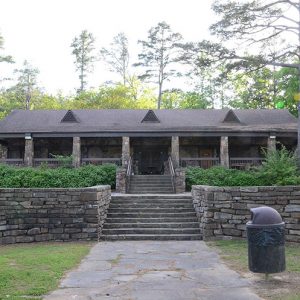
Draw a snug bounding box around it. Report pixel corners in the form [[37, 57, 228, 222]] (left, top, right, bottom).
[[0, 109, 297, 174]]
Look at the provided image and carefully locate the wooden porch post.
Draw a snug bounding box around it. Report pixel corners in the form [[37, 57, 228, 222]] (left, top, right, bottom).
[[220, 136, 229, 168], [171, 136, 180, 168], [267, 135, 276, 152], [72, 137, 81, 168], [0, 144, 7, 160], [24, 136, 34, 167], [122, 136, 130, 167]]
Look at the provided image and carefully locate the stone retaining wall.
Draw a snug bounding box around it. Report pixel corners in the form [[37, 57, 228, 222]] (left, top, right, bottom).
[[0, 186, 111, 244], [192, 185, 300, 243]]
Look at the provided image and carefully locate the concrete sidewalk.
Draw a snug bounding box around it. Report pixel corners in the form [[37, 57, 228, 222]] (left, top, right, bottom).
[[44, 241, 261, 300]]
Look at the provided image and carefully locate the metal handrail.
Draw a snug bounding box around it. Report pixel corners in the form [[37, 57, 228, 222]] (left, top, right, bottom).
[[126, 156, 132, 193], [168, 156, 176, 193]]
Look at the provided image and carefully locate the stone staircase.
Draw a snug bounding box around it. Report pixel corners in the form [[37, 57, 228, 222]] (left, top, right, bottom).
[[128, 175, 174, 194], [100, 194, 201, 241]]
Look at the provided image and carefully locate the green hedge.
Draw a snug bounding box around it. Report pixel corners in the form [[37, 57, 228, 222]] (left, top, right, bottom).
[[186, 147, 300, 189], [0, 164, 116, 188]]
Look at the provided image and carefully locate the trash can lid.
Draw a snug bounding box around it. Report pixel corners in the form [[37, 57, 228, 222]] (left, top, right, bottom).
[[250, 206, 283, 225]]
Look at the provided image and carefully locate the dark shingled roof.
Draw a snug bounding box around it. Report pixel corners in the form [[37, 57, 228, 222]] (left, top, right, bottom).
[[0, 109, 297, 135]]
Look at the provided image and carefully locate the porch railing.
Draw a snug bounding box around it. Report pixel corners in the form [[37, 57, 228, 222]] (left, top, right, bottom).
[[230, 157, 264, 169], [126, 156, 132, 193], [81, 158, 122, 166], [180, 157, 220, 169], [0, 158, 24, 166], [168, 156, 176, 193], [33, 158, 63, 167]]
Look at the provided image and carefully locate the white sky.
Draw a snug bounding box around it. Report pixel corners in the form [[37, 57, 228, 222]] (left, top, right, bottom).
[[0, 0, 216, 95]]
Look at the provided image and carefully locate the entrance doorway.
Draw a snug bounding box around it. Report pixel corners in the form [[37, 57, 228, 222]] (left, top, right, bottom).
[[131, 137, 171, 175]]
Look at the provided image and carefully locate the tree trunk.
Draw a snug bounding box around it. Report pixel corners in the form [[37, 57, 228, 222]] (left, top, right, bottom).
[[157, 80, 162, 109]]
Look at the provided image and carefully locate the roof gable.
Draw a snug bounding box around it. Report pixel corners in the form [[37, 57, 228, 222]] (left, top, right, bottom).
[[222, 109, 241, 123], [141, 110, 160, 123], [61, 110, 79, 123]]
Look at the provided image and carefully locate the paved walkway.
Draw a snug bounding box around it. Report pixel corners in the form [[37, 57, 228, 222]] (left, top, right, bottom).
[[44, 241, 261, 300]]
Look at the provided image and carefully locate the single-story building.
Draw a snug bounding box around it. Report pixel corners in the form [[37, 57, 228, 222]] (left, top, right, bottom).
[[0, 109, 297, 173]]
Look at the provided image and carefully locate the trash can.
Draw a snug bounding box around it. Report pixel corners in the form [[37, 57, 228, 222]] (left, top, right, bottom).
[[246, 206, 285, 274]]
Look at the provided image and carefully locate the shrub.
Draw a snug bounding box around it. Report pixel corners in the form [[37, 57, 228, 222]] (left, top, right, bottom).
[[186, 146, 300, 189], [0, 164, 116, 188], [186, 166, 261, 189], [258, 146, 300, 185]]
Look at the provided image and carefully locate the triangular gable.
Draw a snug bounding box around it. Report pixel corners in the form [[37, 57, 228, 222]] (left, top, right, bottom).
[[61, 110, 79, 123], [141, 110, 160, 123], [222, 109, 240, 123]]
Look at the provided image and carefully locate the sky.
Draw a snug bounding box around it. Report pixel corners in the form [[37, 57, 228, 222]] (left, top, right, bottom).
[[0, 0, 216, 95]]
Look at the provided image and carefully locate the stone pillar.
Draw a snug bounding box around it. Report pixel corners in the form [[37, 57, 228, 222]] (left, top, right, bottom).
[[0, 144, 8, 160], [267, 135, 276, 152], [220, 136, 229, 168], [116, 168, 126, 193], [24, 138, 34, 167], [175, 168, 186, 193], [171, 136, 180, 168], [122, 136, 130, 167], [72, 137, 81, 168]]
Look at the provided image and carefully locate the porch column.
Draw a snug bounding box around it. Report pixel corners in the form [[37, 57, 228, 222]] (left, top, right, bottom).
[[24, 137, 34, 167], [267, 135, 276, 152], [171, 136, 180, 168], [220, 136, 229, 168], [72, 137, 81, 168], [122, 136, 130, 167], [0, 144, 8, 160]]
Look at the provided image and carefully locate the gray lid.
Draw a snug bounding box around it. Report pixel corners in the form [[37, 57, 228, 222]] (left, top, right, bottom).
[[250, 207, 283, 225]]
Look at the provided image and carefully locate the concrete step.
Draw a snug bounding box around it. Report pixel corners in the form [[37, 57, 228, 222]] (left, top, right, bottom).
[[112, 194, 192, 200], [109, 203, 194, 209], [131, 175, 172, 179], [128, 189, 174, 193], [100, 234, 202, 241], [103, 222, 200, 229], [105, 217, 199, 223], [129, 184, 173, 187], [102, 228, 201, 235], [107, 212, 197, 218], [108, 208, 195, 213]]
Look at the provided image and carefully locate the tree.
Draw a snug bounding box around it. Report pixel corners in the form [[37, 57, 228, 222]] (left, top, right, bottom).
[[12, 60, 39, 110], [0, 33, 14, 83], [134, 21, 183, 109], [100, 33, 129, 85], [71, 30, 96, 92], [203, 0, 299, 93]]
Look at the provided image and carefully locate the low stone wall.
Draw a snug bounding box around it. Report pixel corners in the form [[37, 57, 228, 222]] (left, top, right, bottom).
[[192, 185, 300, 243], [0, 186, 111, 244]]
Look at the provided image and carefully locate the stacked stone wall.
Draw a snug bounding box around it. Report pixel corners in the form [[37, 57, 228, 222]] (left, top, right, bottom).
[[192, 185, 300, 243], [0, 186, 110, 244]]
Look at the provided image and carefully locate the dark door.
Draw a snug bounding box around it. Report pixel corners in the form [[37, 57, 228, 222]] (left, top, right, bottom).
[[199, 148, 213, 169], [135, 147, 168, 174]]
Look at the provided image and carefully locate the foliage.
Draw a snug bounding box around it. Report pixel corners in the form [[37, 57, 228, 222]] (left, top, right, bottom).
[[100, 32, 130, 85], [10, 60, 40, 110], [49, 154, 73, 168], [259, 145, 300, 185], [186, 166, 261, 189], [0, 164, 116, 188], [0, 243, 92, 299], [134, 21, 183, 109], [71, 30, 96, 92], [186, 147, 300, 188]]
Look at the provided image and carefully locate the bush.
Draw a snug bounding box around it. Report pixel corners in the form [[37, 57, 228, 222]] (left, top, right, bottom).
[[186, 166, 261, 189], [0, 164, 116, 188], [258, 146, 300, 185], [186, 146, 300, 189]]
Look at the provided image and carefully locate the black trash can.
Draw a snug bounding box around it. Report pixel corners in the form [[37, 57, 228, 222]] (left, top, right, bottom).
[[246, 206, 285, 274]]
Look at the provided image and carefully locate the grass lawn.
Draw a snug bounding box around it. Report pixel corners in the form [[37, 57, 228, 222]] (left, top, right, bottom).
[[0, 242, 93, 300], [208, 240, 300, 300]]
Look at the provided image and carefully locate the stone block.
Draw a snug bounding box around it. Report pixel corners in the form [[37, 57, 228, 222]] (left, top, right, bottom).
[[16, 236, 34, 243], [222, 229, 242, 236], [214, 212, 232, 220], [285, 205, 300, 212], [27, 228, 40, 235]]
